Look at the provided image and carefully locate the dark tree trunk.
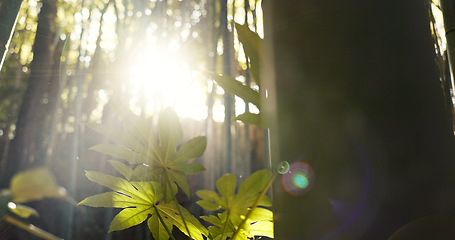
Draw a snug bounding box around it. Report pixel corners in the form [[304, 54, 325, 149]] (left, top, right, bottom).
[[3, 0, 58, 186], [264, 1, 455, 239]]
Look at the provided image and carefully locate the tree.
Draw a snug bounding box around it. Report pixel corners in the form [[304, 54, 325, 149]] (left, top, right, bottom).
[[5, 0, 59, 180], [263, 0, 455, 239], [0, 0, 23, 70]]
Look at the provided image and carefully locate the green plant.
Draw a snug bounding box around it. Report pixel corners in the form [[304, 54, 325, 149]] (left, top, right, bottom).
[[78, 105, 274, 240], [211, 23, 268, 127], [0, 167, 66, 240]]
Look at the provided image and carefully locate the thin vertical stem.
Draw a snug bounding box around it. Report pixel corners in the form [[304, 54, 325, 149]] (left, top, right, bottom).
[[0, 0, 23, 70]]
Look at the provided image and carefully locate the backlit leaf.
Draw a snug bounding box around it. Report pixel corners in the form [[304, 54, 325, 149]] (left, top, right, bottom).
[[232, 112, 267, 127], [90, 144, 147, 164], [197, 200, 221, 211], [156, 202, 208, 240], [108, 206, 152, 232], [212, 74, 261, 108], [9, 203, 39, 218], [238, 169, 270, 199], [216, 174, 236, 198], [108, 160, 133, 180], [235, 23, 262, 86], [158, 108, 183, 158], [10, 167, 66, 203], [174, 136, 207, 162]]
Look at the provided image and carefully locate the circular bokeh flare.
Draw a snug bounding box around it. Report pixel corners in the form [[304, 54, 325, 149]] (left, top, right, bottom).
[[280, 161, 314, 196]]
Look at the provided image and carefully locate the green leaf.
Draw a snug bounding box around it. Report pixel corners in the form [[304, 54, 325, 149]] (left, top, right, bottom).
[[200, 215, 222, 227], [174, 136, 207, 162], [108, 160, 133, 180], [10, 167, 66, 203], [243, 208, 274, 238], [84, 122, 147, 154], [158, 107, 183, 157], [196, 200, 221, 211], [112, 104, 156, 146], [148, 213, 171, 240], [109, 205, 152, 232], [248, 207, 273, 221], [196, 190, 221, 203], [155, 202, 208, 240], [212, 74, 261, 108], [79, 173, 198, 236], [235, 23, 263, 86], [216, 174, 236, 198], [79, 192, 136, 208], [130, 164, 153, 181], [90, 144, 147, 164], [164, 170, 190, 197], [247, 220, 274, 238], [84, 171, 154, 205], [232, 112, 266, 127], [171, 162, 205, 174], [9, 203, 39, 218], [238, 169, 270, 199]]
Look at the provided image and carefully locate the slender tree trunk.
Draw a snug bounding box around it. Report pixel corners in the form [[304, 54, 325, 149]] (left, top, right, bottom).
[[4, 0, 58, 186], [264, 1, 455, 239], [0, 0, 23, 70]]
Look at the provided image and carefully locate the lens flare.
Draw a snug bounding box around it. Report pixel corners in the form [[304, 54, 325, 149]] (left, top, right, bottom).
[[281, 162, 314, 196], [277, 161, 290, 174]]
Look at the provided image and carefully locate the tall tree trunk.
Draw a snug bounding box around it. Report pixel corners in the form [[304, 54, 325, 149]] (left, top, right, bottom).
[[3, 0, 58, 186], [264, 1, 455, 239], [0, 0, 23, 70]]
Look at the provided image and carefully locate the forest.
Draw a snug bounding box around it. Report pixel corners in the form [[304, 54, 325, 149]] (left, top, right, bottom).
[[1, 0, 455, 239]]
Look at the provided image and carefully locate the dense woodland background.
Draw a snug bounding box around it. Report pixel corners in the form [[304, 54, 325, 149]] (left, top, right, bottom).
[[0, 0, 269, 239], [1, 0, 455, 239]]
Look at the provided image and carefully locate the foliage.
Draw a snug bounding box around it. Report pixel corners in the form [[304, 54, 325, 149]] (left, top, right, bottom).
[[84, 106, 206, 201], [212, 23, 268, 127], [79, 171, 207, 240], [0, 167, 66, 240], [197, 170, 274, 240], [79, 106, 274, 239]]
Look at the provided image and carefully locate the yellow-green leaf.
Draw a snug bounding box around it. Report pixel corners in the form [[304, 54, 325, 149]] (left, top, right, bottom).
[[197, 200, 221, 211], [9, 203, 39, 218], [10, 167, 66, 203], [175, 136, 207, 162], [108, 160, 133, 180], [196, 190, 221, 203], [232, 112, 267, 127], [109, 206, 152, 232], [90, 144, 147, 164], [158, 107, 183, 156], [216, 174, 236, 198], [235, 23, 263, 86], [212, 74, 261, 108], [79, 192, 137, 208], [238, 169, 270, 199], [155, 202, 208, 240]]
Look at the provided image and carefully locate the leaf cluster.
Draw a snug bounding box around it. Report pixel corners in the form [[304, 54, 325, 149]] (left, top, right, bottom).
[[79, 106, 274, 239], [197, 170, 274, 240], [212, 23, 268, 127]]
